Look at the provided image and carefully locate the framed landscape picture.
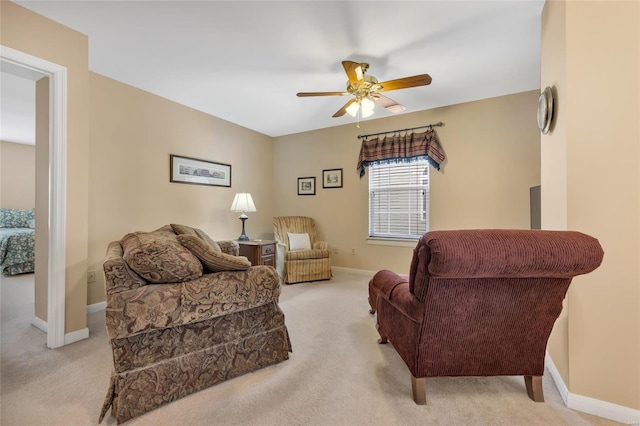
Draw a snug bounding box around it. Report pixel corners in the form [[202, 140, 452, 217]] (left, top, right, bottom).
[[322, 168, 343, 188], [298, 177, 316, 195], [170, 155, 231, 187]]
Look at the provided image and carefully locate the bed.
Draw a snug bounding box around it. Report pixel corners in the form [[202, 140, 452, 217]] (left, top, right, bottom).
[[0, 208, 36, 276]]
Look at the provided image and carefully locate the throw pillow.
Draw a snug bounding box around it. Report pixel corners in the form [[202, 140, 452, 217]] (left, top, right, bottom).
[[171, 223, 221, 252], [170, 223, 197, 236], [27, 219, 36, 229], [121, 232, 203, 284], [288, 232, 311, 251], [193, 228, 221, 251], [177, 234, 251, 272]]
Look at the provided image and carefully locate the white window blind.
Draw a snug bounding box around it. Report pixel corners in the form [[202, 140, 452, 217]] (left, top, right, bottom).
[[368, 160, 429, 239]]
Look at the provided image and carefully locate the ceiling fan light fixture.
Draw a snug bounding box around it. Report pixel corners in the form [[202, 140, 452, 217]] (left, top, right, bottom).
[[361, 97, 375, 117], [346, 101, 360, 117]]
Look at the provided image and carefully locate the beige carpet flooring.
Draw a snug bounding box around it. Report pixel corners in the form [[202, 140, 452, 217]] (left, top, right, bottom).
[[0, 271, 621, 426]]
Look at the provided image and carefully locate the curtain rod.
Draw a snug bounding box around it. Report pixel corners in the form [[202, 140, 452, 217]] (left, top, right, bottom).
[[357, 122, 444, 139]]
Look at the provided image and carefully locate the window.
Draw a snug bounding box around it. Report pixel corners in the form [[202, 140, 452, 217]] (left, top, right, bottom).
[[368, 160, 429, 239]]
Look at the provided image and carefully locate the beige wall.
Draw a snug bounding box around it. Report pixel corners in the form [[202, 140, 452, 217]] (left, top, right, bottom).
[[87, 73, 274, 304], [273, 91, 541, 274], [543, 0, 640, 411], [565, 0, 639, 410], [87, 85, 537, 299], [1, 1, 90, 334], [0, 141, 35, 209]]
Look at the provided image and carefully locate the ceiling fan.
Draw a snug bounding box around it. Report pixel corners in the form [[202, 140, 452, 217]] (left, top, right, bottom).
[[297, 61, 432, 119]]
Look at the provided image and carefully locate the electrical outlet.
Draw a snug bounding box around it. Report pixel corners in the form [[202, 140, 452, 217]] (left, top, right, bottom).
[[351, 248, 356, 255], [87, 270, 96, 283], [332, 248, 338, 254]]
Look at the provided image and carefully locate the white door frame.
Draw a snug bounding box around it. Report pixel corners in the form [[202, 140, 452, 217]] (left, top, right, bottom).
[[1, 45, 67, 349]]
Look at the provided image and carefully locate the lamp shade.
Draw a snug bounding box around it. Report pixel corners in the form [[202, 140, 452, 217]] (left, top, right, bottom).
[[346, 101, 360, 117], [361, 97, 375, 117], [361, 107, 374, 118], [230, 193, 257, 213]]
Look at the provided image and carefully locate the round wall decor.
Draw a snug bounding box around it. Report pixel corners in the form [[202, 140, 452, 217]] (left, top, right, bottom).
[[537, 86, 554, 134]]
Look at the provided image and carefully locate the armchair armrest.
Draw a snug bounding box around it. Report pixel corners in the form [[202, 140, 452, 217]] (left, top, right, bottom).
[[370, 270, 408, 299], [275, 242, 288, 279], [371, 270, 423, 322], [103, 241, 147, 296], [373, 271, 424, 376], [313, 240, 329, 250]]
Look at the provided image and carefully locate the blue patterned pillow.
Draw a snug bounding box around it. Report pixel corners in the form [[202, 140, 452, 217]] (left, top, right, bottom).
[[0, 208, 35, 228]]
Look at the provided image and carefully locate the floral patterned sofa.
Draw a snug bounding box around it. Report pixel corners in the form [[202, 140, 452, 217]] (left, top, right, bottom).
[[99, 224, 291, 424]]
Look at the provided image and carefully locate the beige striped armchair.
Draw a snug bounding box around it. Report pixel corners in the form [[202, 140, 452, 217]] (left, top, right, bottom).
[[273, 216, 332, 284]]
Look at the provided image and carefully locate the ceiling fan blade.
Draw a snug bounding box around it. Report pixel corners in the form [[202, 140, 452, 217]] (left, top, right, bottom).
[[372, 94, 406, 114], [297, 91, 349, 97], [377, 74, 432, 92], [342, 61, 364, 86], [333, 99, 357, 117]]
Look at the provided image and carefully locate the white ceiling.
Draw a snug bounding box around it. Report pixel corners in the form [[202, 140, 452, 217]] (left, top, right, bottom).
[[6, 0, 544, 138]]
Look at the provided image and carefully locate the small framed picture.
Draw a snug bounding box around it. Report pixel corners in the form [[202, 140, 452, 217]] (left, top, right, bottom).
[[298, 177, 316, 195], [322, 168, 343, 189]]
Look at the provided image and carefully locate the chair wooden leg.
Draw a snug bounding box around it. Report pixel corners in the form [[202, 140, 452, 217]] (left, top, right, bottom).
[[376, 324, 388, 344], [525, 375, 544, 402], [411, 375, 427, 405]]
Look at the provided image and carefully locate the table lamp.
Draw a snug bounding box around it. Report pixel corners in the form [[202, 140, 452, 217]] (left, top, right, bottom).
[[230, 193, 256, 241]]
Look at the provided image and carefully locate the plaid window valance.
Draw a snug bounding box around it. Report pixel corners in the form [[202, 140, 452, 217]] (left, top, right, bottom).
[[356, 129, 446, 178]]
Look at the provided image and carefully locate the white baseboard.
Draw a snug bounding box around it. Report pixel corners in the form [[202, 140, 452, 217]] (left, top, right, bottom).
[[87, 301, 106, 314], [29, 303, 104, 347], [546, 353, 640, 425], [545, 353, 569, 404], [64, 327, 89, 345], [332, 266, 380, 277], [570, 393, 640, 425], [31, 316, 48, 333], [58, 302, 105, 345]]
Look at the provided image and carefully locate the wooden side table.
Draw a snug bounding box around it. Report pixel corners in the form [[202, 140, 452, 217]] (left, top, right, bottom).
[[238, 240, 276, 267]]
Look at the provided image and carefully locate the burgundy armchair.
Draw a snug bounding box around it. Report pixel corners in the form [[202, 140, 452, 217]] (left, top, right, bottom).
[[368, 229, 604, 404]]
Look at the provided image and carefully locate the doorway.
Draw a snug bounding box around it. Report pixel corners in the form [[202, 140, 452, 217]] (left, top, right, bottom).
[[1, 45, 67, 349]]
